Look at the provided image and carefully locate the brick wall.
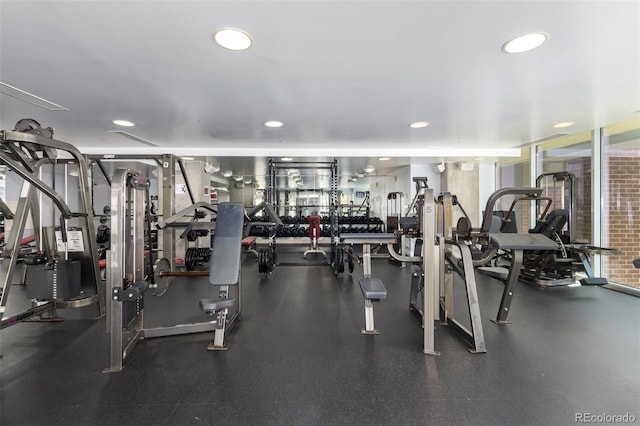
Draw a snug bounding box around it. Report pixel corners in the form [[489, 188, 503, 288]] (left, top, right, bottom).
[[601, 151, 640, 288]]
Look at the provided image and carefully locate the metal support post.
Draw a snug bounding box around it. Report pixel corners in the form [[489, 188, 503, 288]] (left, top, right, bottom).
[[421, 189, 440, 355], [161, 154, 176, 270], [440, 192, 454, 317]]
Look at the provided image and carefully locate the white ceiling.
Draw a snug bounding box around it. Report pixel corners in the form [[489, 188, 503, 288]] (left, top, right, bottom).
[[1, 0, 639, 180]]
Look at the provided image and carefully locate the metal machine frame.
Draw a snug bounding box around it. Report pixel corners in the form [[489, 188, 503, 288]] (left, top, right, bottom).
[[104, 169, 232, 372], [387, 189, 485, 355], [522, 172, 618, 287], [1, 120, 104, 328]]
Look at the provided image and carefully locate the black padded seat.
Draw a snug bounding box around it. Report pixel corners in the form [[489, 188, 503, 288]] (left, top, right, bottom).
[[359, 276, 387, 300], [489, 233, 558, 251], [199, 298, 236, 314], [477, 266, 509, 281]]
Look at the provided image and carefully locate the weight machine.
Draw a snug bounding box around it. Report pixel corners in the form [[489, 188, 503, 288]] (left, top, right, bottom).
[[105, 169, 242, 372], [521, 172, 619, 287], [0, 119, 104, 329], [401, 190, 486, 354], [362, 188, 486, 354], [89, 154, 213, 272]]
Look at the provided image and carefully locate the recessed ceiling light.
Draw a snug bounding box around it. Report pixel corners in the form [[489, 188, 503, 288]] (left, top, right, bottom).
[[113, 119, 135, 127], [502, 33, 548, 53], [364, 165, 375, 173], [409, 121, 430, 129], [357, 173, 365, 178], [378, 157, 391, 161], [181, 157, 195, 160], [264, 120, 284, 128], [212, 28, 253, 51], [233, 176, 243, 182], [281, 157, 293, 162], [553, 121, 575, 129], [222, 170, 233, 177]]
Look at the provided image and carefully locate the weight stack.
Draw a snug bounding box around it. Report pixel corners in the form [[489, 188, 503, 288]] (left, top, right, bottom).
[[26, 260, 82, 300]]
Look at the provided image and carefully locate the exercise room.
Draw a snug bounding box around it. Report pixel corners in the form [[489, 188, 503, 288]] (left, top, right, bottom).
[[1, 1, 638, 425]]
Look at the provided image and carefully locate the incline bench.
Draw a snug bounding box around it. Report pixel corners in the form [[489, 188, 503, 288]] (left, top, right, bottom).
[[199, 202, 245, 350]]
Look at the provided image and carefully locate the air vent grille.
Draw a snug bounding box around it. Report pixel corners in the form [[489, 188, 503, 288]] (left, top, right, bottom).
[[0, 82, 69, 111]]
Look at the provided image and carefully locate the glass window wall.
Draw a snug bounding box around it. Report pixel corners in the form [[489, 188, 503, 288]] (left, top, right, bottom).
[[536, 132, 592, 243], [495, 150, 531, 233], [601, 118, 640, 289]]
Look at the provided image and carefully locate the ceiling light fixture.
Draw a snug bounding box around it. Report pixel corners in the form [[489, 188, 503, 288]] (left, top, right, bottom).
[[357, 173, 365, 178], [222, 170, 233, 177], [409, 121, 430, 129], [213, 28, 253, 51], [378, 157, 391, 161], [502, 33, 549, 53], [182, 157, 195, 161], [281, 157, 293, 162], [552, 121, 575, 128], [364, 165, 375, 173], [112, 119, 135, 127], [264, 121, 284, 128]]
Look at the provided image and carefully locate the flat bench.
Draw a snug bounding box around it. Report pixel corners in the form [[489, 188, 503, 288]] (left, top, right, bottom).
[[358, 276, 387, 335]]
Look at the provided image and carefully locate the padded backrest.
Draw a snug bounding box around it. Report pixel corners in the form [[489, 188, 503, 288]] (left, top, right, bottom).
[[489, 216, 502, 233], [209, 202, 245, 285]]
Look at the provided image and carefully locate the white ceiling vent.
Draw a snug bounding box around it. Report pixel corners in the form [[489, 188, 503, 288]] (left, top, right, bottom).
[[0, 82, 69, 111], [107, 130, 159, 147]]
